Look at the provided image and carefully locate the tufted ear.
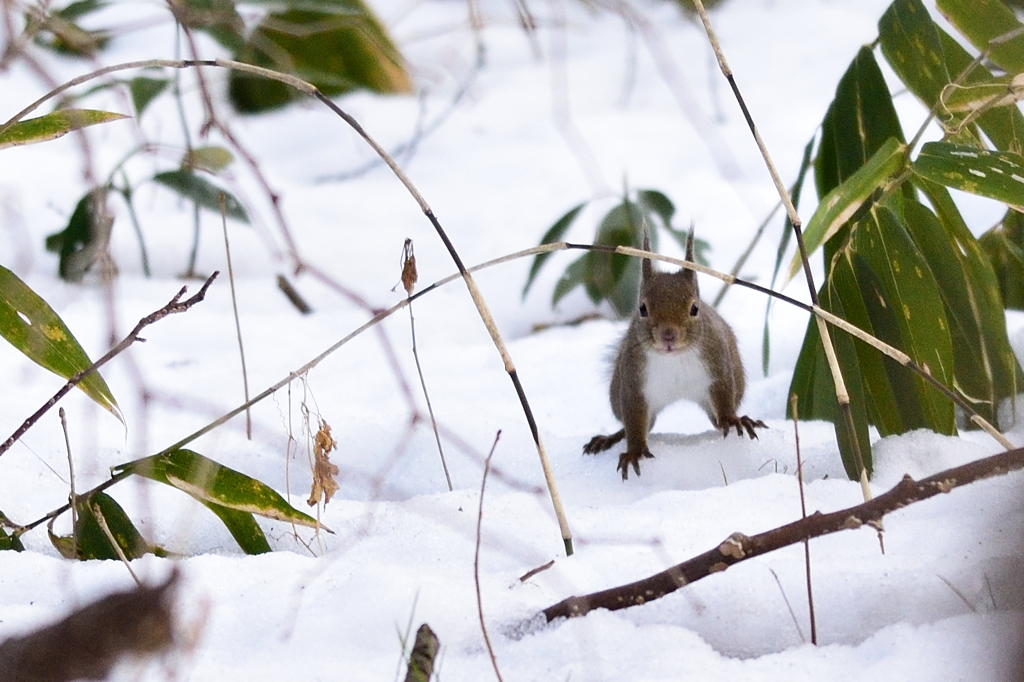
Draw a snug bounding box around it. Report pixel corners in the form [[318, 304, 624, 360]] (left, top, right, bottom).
[[641, 227, 653, 282], [685, 226, 694, 263]]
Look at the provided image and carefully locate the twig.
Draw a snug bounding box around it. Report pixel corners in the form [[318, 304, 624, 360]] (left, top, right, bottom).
[[791, 394, 816, 645], [769, 568, 804, 644], [690, 0, 871, 502], [475, 431, 505, 682], [541, 444, 1024, 621], [0, 272, 219, 459], [59, 407, 77, 559], [221, 195, 251, 439], [93, 502, 141, 586], [401, 239, 453, 491]]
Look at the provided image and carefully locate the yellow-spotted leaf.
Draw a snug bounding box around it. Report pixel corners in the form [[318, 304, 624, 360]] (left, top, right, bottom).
[[913, 142, 1024, 210], [0, 265, 120, 418], [0, 109, 128, 151], [791, 137, 907, 280], [116, 449, 321, 530]]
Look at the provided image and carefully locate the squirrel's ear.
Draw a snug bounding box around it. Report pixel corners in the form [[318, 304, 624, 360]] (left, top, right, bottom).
[[685, 226, 695, 263]]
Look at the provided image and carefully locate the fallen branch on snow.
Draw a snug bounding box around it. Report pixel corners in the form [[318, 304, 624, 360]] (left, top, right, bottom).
[[543, 445, 1024, 621]]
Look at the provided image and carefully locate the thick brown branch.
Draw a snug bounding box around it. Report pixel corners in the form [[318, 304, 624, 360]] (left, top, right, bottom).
[[0, 273, 218, 459], [542, 445, 1024, 621]]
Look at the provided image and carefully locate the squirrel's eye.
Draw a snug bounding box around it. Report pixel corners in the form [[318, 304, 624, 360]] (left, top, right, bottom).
[[690, 303, 699, 317], [639, 302, 649, 318]]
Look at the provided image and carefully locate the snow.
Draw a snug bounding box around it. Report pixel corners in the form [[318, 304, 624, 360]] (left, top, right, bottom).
[[1, 0, 1024, 679]]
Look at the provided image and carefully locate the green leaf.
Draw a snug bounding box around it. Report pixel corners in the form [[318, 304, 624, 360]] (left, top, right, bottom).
[[45, 190, 112, 282], [228, 4, 411, 114], [0, 109, 129, 151], [49, 492, 154, 561], [980, 208, 1024, 311], [552, 254, 590, 306], [0, 262, 120, 418], [153, 170, 249, 222], [169, 0, 245, 51], [936, 0, 1024, 74], [183, 145, 234, 173], [636, 189, 675, 230], [523, 201, 586, 299], [203, 502, 272, 555], [849, 208, 955, 434], [0, 510, 24, 552], [794, 137, 907, 279], [906, 189, 1024, 422], [815, 46, 906, 199], [789, 288, 873, 479], [115, 449, 321, 529], [940, 73, 1024, 114], [913, 142, 1024, 209], [935, 26, 1024, 153], [879, 0, 951, 118], [129, 76, 170, 117], [594, 199, 646, 317]]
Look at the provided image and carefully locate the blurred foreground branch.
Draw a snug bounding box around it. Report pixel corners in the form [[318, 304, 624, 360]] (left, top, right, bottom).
[[0, 571, 179, 682]]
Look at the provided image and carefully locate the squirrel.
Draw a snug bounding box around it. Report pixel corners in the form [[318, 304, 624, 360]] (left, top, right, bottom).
[[583, 228, 766, 480]]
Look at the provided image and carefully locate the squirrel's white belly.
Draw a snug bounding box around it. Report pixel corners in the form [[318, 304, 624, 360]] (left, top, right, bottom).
[[643, 346, 713, 417]]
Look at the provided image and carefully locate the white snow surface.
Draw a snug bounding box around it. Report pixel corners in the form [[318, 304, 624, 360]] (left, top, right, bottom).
[[2, 0, 1024, 679]]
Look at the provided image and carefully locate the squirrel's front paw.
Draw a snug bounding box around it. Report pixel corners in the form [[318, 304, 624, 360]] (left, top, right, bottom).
[[616, 448, 654, 480], [720, 415, 767, 440], [583, 430, 625, 454]]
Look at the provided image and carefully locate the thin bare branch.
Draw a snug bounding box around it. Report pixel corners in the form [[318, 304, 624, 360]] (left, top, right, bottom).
[[0, 273, 219, 459]]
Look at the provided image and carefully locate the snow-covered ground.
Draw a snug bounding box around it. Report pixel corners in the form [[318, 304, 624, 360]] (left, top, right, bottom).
[[2, 0, 1024, 679]]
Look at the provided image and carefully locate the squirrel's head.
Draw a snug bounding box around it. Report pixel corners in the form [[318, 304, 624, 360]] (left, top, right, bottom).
[[638, 230, 701, 353]]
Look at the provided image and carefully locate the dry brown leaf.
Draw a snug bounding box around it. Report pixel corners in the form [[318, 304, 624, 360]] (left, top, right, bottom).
[[400, 238, 417, 295], [308, 420, 340, 507]]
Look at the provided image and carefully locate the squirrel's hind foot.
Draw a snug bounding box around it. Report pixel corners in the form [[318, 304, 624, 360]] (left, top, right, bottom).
[[583, 430, 625, 454], [721, 415, 767, 440], [617, 448, 655, 480]]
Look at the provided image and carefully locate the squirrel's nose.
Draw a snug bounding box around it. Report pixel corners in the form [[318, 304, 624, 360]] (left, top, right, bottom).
[[660, 327, 677, 344]]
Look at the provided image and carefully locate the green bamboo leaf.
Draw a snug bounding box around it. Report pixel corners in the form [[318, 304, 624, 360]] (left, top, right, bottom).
[[202, 501, 272, 555], [913, 142, 1024, 209], [936, 0, 1024, 74], [0, 263, 120, 418], [636, 189, 675, 230], [523, 201, 586, 299], [0, 109, 128, 151], [935, 27, 1024, 153], [595, 199, 646, 317], [828, 251, 907, 436], [815, 47, 906, 199], [49, 492, 154, 561], [980, 209, 1024, 310], [129, 76, 170, 117], [940, 73, 1024, 114], [228, 3, 411, 113], [879, 0, 951, 114], [153, 169, 249, 222], [552, 254, 590, 306], [115, 449, 321, 530], [788, 287, 873, 479], [915, 180, 1024, 418], [853, 207, 956, 434], [792, 137, 907, 280]]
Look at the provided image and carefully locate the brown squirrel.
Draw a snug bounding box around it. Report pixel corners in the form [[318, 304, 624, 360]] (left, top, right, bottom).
[[583, 229, 766, 479]]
